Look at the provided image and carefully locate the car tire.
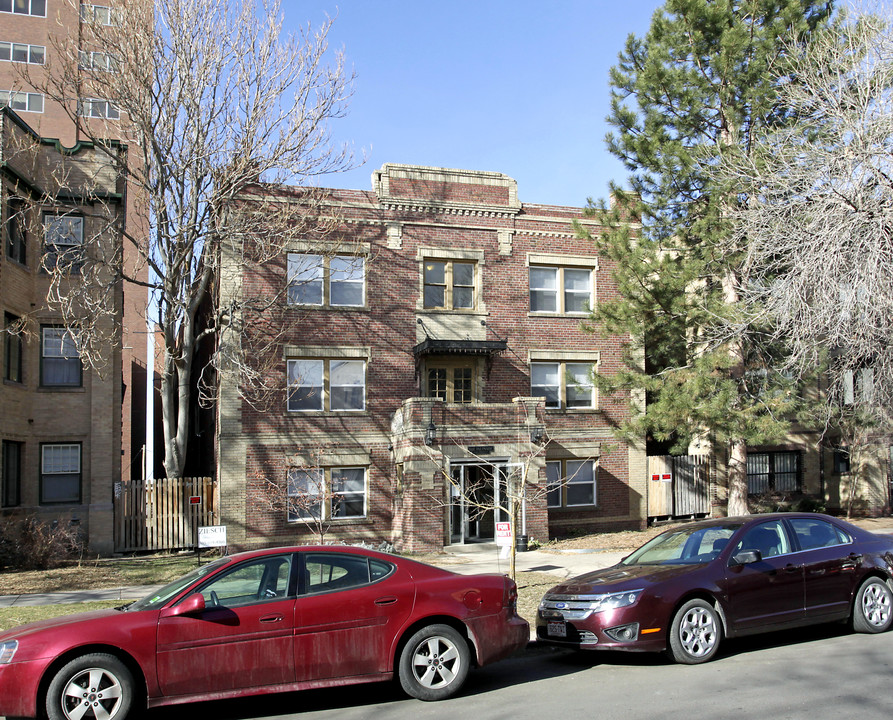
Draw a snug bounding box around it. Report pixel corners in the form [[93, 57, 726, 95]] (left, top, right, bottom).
[[398, 623, 470, 701], [46, 652, 135, 720], [668, 598, 721, 664], [852, 577, 893, 634]]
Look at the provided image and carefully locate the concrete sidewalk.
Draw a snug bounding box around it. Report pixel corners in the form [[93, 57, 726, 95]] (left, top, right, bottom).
[[0, 546, 625, 608]]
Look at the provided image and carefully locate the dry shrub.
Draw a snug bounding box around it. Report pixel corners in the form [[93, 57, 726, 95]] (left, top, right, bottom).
[[0, 515, 85, 570]]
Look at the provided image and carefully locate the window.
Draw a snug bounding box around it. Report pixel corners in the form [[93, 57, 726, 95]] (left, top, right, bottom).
[[80, 3, 119, 25], [0, 0, 46, 17], [198, 556, 292, 608], [734, 519, 792, 558], [5, 313, 22, 383], [546, 459, 597, 507], [789, 517, 850, 550], [529, 265, 592, 314], [746, 451, 800, 494], [0, 42, 45, 64], [287, 358, 365, 411], [0, 90, 43, 113], [304, 553, 392, 593], [833, 447, 851, 474], [6, 198, 26, 264], [43, 214, 84, 270], [287, 253, 365, 307], [78, 50, 117, 72], [2, 440, 22, 507], [423, 260, 475, 310], [531, 361, 595, 409], [41, 327, 82, 387], [40, 443, 81, 504], [77, 98, 119, 119], [426, 361, 474, 403], [287, 467, 366, 521]]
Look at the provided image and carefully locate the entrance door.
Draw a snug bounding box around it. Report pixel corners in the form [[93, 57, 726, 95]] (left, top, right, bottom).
[[449, 462, 510, 544]]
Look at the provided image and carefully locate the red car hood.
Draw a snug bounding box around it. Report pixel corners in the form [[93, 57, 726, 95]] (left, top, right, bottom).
[[547, 563, 705, 595], [0, 607, 125, 643]]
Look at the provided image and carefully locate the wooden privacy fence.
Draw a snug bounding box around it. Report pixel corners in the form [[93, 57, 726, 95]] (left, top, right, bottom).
[[648, 455, 711, 519], [115, 477, 218, 552]]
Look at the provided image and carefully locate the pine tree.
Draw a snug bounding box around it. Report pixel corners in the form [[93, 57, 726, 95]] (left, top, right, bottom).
[[584, 0, 836, 515]]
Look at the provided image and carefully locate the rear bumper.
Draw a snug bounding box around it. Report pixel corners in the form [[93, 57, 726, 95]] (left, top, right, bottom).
[[466, 611, 530, 666]]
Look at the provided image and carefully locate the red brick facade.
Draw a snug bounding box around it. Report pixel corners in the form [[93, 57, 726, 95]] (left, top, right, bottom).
[[218, 164, 647, 553]]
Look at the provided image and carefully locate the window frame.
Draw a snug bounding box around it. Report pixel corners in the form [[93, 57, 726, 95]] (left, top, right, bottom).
[[5, 313, 23, 384], [531, 360, 596, 409], [0, 90, 43, 113], [80, 3, 120, 25], [2, 439, 22, 507], [0, 41, 45, 64], [1, 0, 46, 17], [40, 326, 82, 388], [746, 451, 801, 494], [546, 459, 598, 508], [423, 259, 477, 311], [425, 358, 476, 404], [286, 466, 367, 522], [287, 253, 365, 308], [77, 98, 120, 119], [43, 212, 85, 271], [529, 265, 593, 315], [286, 357, 366, 412], [40, 442, 82, 505], [6, 197, 27, 264]]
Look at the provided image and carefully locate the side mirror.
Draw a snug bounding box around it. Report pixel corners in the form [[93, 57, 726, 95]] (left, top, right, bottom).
[[161, 592, 206, 618], [731, 550, 762, 566]]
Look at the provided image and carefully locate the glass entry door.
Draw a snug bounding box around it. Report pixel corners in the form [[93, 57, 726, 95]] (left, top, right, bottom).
[[449, 462, 509, 544]]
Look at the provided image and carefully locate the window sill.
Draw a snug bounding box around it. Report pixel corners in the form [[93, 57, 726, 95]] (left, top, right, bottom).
[[288, 517, 371, 526], [37, 385, 85, 392], [287, 304, 370, 312], [528, 312, 591, 319]]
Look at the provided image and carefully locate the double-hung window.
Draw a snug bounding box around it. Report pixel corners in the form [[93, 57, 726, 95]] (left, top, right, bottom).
[[287, 253, 365, 307], [531, 361, 595, 409], [1, 0, 46, 17], [529, 264, 593, 314], [78, 51, 117, 72], [41, 327, 82, 387], [546, 459, 597, 508], [286, 466, 366, 521], [287, 358, 365, 412], [6, 198, 26, 264], [40, 443, 81, 504], [423, 260, 475, 310], [5, 313, 22, 383], [2, 440, 22, 507], [43, 213, 84, 270], [80, 3, 119, 25]]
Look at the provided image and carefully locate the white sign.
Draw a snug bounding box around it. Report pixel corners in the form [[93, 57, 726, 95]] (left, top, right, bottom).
[[495, 521, 512, 547], [198, 525, 227, 548]]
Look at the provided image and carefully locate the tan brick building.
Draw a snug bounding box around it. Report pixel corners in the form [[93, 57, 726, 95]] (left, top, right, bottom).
[[217, 164, 648, 553]]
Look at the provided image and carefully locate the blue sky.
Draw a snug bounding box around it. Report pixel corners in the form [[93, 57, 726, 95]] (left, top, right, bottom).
[[291, 0, 665, 207]]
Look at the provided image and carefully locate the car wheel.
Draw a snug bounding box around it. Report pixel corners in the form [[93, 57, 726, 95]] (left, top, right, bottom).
[[668, 598, 721, 664], [46, 653, 135, 720], [398, 624, 470, 701], [853, 577, 893, 633]]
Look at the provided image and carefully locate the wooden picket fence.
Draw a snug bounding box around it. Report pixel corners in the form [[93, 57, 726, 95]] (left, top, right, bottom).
[[647, 455, 711, 519], [115, 477, 218, 552]]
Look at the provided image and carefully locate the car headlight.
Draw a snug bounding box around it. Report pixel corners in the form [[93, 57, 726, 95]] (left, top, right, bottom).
[[0, 640, 18, 664], [539, 590, 643, 620]]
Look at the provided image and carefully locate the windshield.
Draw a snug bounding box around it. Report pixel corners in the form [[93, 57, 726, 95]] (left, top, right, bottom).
[[127, 557, 230, 611], [621, 523, 744, 566]]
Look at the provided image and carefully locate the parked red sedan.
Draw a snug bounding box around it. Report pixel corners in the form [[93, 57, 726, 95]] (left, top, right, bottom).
[[538, 513, 893, 663], [0, 545, 528, 719]]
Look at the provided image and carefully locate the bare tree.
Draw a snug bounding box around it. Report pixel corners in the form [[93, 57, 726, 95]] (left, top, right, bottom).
[[717, 13, 893, 422], [22, 0, 356, 478]]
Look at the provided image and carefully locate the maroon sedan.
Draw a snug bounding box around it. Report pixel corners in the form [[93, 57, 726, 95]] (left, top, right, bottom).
[[538, 513, 893, 663], [0, 545, 528, 719]]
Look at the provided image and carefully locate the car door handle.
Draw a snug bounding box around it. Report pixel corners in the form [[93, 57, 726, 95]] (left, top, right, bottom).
[[260, 614, 283, 623], [375, 596, 398, 606], [784, 564, 802, 573]]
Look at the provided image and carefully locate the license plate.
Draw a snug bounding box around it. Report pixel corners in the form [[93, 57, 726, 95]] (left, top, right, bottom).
[[548, 621, 567, 638]]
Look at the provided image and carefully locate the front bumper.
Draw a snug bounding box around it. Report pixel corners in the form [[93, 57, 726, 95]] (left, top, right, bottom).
[[0, 658, 44, 718], [536, 606, 666, 653]]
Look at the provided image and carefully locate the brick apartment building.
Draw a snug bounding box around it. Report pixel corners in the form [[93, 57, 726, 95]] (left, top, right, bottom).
[[0, 1, 148, 553], [217, 164, 648, 553]]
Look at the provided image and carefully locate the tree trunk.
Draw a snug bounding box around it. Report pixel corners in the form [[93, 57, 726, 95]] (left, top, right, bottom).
[[727, 437, 750, 516]]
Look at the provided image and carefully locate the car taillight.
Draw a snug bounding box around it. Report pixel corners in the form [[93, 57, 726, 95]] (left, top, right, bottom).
[[503, 578, 518, 611]]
